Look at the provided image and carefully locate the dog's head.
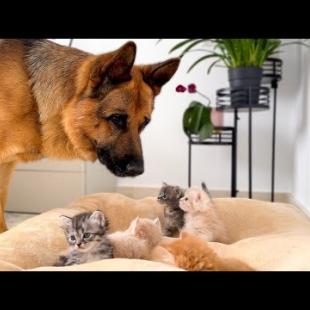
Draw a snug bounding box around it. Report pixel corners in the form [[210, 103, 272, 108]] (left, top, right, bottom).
[[65, 41, 180, 177]]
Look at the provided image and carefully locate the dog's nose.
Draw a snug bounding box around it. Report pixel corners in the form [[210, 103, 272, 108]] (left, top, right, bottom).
[[126, 160, 144, 176]]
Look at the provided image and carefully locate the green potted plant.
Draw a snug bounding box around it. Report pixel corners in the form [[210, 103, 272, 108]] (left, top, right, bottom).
[[168, 39, 308, 107], [176, 83, 218, 140]]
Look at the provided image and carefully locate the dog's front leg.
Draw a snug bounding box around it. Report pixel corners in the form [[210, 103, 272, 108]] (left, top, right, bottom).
[[0, 162, 16, 233]]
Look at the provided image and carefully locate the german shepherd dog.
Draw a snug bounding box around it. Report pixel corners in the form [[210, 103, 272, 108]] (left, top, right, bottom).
[[0, 39, 180, 232]]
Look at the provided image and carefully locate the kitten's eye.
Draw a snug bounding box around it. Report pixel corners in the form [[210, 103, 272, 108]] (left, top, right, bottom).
[[83, 233, 91, 239], [70, 235, 76, 241], [106, 114, 127, 130]]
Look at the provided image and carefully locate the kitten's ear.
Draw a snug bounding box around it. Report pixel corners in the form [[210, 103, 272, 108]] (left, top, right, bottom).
[[162, 182, 168, 187], [153, 217, 161, 229], [180, 231, 189, 239], [201, 182, 212, 201], [134, 216, 140, 225], [176, 188, 184, 199], [133, 218, 147, 239], [89, 210, 106, 227], [130, 216, 139, 230], [201, 182, 207, 193], [59, 215, 72, 230]]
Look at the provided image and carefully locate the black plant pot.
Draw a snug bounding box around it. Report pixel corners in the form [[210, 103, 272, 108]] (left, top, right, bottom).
[[228, 67, 263, 107]]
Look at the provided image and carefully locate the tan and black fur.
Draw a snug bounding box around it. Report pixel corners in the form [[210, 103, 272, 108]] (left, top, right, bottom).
[[0, 39, 180, 232]]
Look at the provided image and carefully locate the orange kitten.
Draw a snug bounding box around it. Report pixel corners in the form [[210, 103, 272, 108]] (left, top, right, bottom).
[[162, 232, 254, 271], [179, 186, 228, 243], [108, 217, 162, 260]]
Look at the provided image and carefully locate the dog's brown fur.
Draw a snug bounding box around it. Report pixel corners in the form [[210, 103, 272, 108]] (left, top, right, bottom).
[[0, 39, 180, 232]]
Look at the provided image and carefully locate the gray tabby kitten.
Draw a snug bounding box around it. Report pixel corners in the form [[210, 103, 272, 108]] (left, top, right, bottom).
[[55, 210, 113, 266], [157, 182, 185, 237]]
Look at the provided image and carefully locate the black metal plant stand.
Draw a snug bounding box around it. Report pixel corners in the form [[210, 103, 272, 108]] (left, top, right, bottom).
[[187, 58, 282, 201], [262, 58, 282, 201], [216, 86, 270, 198], [188, 126, 237, 197]]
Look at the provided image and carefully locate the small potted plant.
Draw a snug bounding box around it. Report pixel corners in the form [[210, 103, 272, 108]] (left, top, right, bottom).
[[176, 83, 222, 140], [167, 39, 309, 107]]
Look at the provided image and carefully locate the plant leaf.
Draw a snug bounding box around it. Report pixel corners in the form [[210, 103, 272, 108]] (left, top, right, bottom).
[[199, 122, 214, 140], [169, 39, 196, 54], [207, 59, 222, 74], [182, 103, 213, 140], [187, 54, 227, 73], [180, 39, 210, 57]]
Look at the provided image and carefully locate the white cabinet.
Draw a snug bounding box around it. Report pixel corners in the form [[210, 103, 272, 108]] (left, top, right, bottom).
[[7, 160, 117, 213]]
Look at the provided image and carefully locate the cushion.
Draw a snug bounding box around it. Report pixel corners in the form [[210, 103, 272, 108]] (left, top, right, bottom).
[[0, 193, 310, 271], [30, 259, 183, 271]]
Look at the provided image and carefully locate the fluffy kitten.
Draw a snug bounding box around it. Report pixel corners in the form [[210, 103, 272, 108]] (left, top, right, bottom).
[[162, 232, 254, 271], [179, 186, 228, 243], [55, 210, 113, 266], [157, 182, 185, 237], [108, 217, 162, 260]]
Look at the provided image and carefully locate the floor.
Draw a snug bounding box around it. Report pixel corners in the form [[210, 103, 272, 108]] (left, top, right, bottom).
[[5, 212, 37, 229]]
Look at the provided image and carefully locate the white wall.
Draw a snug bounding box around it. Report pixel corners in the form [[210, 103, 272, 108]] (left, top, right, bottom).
[[292, 44, 310, 211], [69, 39, 301, 194]]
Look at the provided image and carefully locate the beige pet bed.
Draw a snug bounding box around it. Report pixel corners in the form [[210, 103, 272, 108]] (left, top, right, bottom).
[[0, 193, 310, 271]]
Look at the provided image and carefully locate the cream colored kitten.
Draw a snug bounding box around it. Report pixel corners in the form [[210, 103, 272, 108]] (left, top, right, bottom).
[[179, 187, 228, 243], [108, 217, 162, 260]]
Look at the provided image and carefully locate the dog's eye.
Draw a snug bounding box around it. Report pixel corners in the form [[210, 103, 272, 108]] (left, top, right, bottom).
[[139, 117, 151, 132], [107, 114, 127, 130]]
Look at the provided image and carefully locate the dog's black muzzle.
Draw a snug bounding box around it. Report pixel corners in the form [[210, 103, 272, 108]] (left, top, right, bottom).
[[96, 147, 144, 177]]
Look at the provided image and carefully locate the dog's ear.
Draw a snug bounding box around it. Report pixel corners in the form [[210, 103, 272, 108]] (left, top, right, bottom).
[[142, 58, 180, 95], [90, 41, 136, 87]]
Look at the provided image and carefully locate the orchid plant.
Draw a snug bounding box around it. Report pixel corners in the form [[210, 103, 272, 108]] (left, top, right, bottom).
[[176, 83, 216, 140]]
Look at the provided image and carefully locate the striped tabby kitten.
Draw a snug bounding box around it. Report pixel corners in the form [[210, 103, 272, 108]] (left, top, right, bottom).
[[55, 210, 113, 266], [157, 182, 185, 237]]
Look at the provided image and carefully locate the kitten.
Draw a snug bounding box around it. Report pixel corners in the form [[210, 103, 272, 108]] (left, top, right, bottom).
[[179, 186, 228, 243], [55, 210, 113, 266], [157, 182, 185, 237], [108, 217, 162, 260], [162, 232, 254, 271]]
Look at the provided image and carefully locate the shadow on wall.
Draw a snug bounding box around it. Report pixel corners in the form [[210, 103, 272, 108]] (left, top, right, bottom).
[[292, 43, 310, 209], [280, 43, 303, 98]]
